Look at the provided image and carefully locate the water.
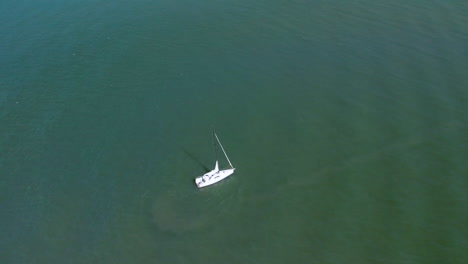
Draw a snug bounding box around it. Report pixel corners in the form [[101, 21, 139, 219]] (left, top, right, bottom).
[[1, 0, 467, 263]]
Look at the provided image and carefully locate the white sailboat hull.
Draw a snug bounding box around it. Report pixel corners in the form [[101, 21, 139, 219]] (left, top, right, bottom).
[[194, 131, 235, 188], [195, 168, 235, 188]]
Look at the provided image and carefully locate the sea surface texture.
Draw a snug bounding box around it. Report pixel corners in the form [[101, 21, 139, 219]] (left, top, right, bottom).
[[1, 0, 467, 263]]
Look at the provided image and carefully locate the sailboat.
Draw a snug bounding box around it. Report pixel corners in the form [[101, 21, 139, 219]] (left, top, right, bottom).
[[195, 130, 235, 188]]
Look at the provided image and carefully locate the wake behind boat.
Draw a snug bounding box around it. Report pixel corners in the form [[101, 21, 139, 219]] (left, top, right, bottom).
[[195, 130, 235, 188]]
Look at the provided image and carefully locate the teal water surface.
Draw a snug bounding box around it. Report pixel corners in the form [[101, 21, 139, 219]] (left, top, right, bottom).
[[1, 0, 467, 263]]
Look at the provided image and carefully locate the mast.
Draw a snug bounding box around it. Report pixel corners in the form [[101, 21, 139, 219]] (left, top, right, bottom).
[[214, 132, 234, 168]]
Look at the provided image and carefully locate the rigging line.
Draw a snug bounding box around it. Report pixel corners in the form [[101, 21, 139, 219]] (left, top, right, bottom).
[[212, 128, 218, 161], [214, 132, 234, 168]]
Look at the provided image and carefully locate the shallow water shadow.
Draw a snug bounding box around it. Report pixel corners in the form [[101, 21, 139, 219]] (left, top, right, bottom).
[[182, 148, 210, 173], [150, 191, 209, 234]]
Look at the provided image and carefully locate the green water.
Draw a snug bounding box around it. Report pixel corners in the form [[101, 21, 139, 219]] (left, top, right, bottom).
[[1, 0, 467, 263]]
